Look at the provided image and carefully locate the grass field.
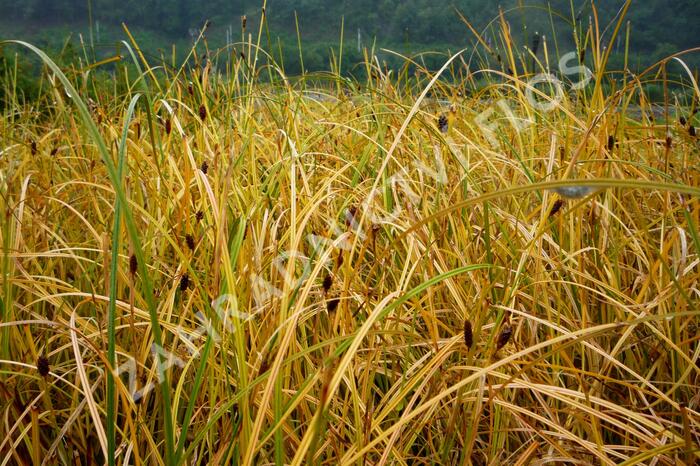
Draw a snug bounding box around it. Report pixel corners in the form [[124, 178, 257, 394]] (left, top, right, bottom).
[[1, 6, 700, 465]]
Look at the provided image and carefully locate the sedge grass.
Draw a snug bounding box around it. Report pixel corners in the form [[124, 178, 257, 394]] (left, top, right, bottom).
[[1, 4, 700, 465]]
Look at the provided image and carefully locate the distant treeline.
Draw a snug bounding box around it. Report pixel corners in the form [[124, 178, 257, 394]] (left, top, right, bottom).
[[0, 0, 243, 36], [1, 0, 699, 104], [2, 1, 699, 60]]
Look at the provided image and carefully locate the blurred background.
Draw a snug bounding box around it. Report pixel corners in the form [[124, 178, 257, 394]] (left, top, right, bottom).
[[1, 0, 699, 101], [2, 1, 699, 68]]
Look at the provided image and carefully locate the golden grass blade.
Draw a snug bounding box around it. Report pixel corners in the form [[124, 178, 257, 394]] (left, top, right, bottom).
[[69, 311, 108, 457]]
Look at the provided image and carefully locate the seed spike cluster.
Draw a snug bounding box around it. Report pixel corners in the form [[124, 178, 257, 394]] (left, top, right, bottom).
[[496, 322, 513, 350], [322, 274, 333, 293], [37, 356, 50, 377], [129, 254, 138, 275], [463, 319, 473, 349], [607, 135, 615, 150], [180, 272, 190, 291], [185, 234, 195, 251], [326, 297, 339, 313], [549, 199, 564, 217]]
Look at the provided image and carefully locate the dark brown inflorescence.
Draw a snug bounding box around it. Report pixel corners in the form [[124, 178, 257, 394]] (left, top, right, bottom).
[[496, 322, 513, 350], [326, 297, 339, 312], [322, 274, 333, 293], [463, 319, 473, 349], [180, 272, 190, 291], [549, 199, 565, 217], [37, 356, 50, 377], [607, 135, 615, 150], [129, 254, 138, 275], [185, 234, 195, 251]]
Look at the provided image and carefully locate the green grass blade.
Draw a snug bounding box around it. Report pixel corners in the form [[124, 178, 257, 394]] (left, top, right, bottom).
[[106, 93, 142, 466], [2, 40, 177, 466]]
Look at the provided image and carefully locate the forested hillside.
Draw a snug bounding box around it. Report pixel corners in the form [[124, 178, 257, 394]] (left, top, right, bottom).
[[1, 0, 698, 78]]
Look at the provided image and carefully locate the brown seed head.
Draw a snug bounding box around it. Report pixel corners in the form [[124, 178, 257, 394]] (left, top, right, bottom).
[[200, 161, 209, 174], [185, 234, 195, 251], [326, 297, 339, 312], [463, 319, 473, 349], [496, 323, 513, 350], [37, 356, 50, 377], [549, 199, 564, 217], [199, 104, 207, 121], [322, 274, 333, 293], [180, 273, 190, 291], [129, 254, 138, 275], [607, 135, 615, 150], [336, 251, 344, 268]]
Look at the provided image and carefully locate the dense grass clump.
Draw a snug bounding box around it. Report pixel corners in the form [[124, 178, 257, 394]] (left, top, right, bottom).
[[1, 7, 699, 465]]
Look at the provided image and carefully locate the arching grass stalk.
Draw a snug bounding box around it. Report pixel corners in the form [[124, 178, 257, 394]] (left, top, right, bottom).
[[291, 264, 492, 465], [2, 40, 177, 466], [106, 93, 141, 466]]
